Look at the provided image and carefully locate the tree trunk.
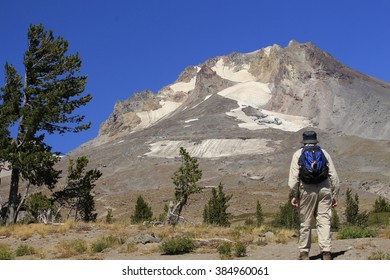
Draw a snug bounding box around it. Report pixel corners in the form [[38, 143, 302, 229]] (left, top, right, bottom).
[[6, 168, 20, 224], [166, 195, 187, 226]]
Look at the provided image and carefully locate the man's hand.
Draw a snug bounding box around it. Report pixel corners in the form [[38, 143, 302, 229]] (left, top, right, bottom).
[[291, 197, 299, 208], [332, 198, 338, 208]]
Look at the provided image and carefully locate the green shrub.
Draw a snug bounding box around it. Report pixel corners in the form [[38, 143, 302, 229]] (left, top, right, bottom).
[[24, 192, 56, 222], [72, 239, 88, 254], [234, 241, 247, 257], [105, 208, 114, 224], [90, 242, 106, 253], [91, 235, 120, 253], [217, 241, 232, 259], [15, 245, 36, 257], [159, 236, 196, 255], [337, 226, 377, 239], [57, 239, 88, 258], [0, 245, 14, 260], [130, 195, 153, 224], [230, 227, 242, 241]]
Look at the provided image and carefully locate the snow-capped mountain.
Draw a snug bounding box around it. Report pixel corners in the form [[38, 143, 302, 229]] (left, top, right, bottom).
[[101, 41, 389, 136], [64, 41, 390, 218], [93, 40, 389, 159]]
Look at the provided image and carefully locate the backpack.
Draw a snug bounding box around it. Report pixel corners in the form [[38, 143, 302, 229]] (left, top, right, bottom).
[[298, 145, 329, 184]]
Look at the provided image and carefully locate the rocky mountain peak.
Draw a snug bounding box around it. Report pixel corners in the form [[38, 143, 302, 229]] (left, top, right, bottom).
[[96, 41, 390, 142], [198, 64, 216, 77], [98, 89, 160, 138], [175, 66, 198, 83], [192, 64, 235, 99], [64, 41, 390, 214]]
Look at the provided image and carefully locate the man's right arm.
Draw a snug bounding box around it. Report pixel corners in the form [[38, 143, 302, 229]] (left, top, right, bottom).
[[288, 149, 301, 199]]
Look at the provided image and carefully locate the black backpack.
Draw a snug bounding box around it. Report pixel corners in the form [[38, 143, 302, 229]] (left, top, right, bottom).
[[298, 145, 329, 184]]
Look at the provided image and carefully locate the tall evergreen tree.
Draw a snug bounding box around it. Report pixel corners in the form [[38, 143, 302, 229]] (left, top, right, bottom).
[[166, 147, 202, 226], [272, 194, 299, 229], [345, 188, 359, 225], [203, 183, 232, 227], [256, 200, 264, 227], [52, 156, 101, 222], [130, 195, 153, 224], [0, 24, 92, 224], [331, 208, 340, 231], [373, 196, 390, 213]]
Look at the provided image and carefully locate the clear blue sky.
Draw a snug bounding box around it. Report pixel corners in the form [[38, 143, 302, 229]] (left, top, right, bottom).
[[1, 0, 389, 154]]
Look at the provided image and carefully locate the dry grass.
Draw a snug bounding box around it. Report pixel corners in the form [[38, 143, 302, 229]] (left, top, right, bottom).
[[119, 242, 138, 254], [0, 220, 75, 239], [55, 239, 88, 258], [6, 221, 292, 253], [1, 219, 388, 260], [379, 224, 390, 238]]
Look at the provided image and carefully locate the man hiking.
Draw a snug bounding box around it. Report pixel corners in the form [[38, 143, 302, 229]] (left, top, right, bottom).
[[288, 130, 340, 260]]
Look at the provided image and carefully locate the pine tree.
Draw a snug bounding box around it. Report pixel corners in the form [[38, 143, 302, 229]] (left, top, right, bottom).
[[166, 147, 202, 226], [0, 24, 92, 224], [256, 200, 264, 227], [52, 156, 101, 222], [373, 197, 390, 213], [203, 183, 232, 227], [331, 208, 340, 231], [130, 195, 153, 224], [345, 188, 359, 225], [272, 194, 299, 229]]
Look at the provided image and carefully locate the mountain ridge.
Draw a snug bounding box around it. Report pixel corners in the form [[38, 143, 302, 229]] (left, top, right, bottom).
[[95, 40, 390, 147]]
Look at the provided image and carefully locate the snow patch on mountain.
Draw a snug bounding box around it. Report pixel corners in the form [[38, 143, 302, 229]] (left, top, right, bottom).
[[169, 75, 197, 93], [134, 101, 182, 131], [184, 118, 199, 123], [212, 59, 255, 82], [135, 59, 264, 132], [246, 46, 272, 56], [218, 82, 272, 107], [216, 80, 311, 132], [228, 108, 312, 131], [144, 138, 277, 158]]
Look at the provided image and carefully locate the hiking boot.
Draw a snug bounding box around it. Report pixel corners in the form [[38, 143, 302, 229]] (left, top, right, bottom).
[[298, 251, 309, 260], [322, 251, 332, 260]]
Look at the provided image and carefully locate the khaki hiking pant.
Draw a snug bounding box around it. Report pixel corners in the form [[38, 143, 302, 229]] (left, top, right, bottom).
[[298, 180, 332, 253]]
